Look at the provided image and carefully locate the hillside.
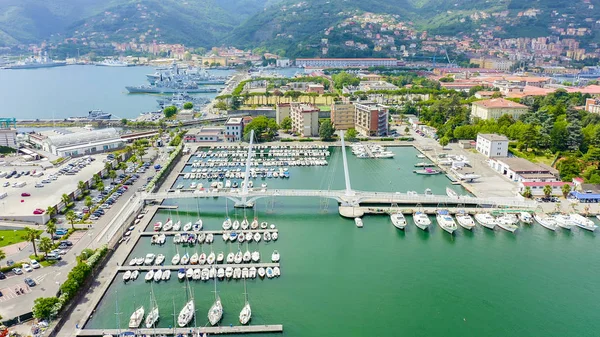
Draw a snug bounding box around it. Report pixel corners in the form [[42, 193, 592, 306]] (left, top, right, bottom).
[[0, 0, 277, 47]]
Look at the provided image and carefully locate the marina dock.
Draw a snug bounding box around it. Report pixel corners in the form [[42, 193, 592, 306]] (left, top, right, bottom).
[[339, 206, 525, 218], [140, 229, 278, 236], [78, 325, 284, 336], [118, 263, 280, 271]]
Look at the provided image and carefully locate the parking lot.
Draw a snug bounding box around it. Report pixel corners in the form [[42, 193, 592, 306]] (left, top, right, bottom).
[[0, 154, 110, 222]]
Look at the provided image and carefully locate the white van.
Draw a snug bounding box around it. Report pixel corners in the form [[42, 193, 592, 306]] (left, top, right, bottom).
[[0, 171, 6, 178], [14, 181, 27, 188], [32, 171, 44, 177]]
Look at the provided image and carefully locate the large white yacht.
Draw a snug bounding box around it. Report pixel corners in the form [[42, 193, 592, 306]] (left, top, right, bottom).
[[436, 210, 458, 234], [474, 213, 497, 230]]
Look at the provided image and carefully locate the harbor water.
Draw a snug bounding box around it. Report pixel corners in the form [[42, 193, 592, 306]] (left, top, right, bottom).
[[84, 148, 600, 336]]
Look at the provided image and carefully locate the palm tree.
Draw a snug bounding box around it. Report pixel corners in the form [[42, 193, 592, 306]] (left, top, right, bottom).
[[39, 237, 53, 258], [65, 210, 77, 230], [523, 186, 532, 199], [561, 183, 571, 198], [24, 227, 40, 258], [108, 170, 117, 182], [117, 162, 127, 173], [78, 181, 86, 192], [84, 196, 93, 208], [46, 206, 56, 218], [46, 220, 57, 244], [104, 161, 113, 172], [93, 173, 102, 186], [61, 194, 70, 207], [543, 185, 553, 198]]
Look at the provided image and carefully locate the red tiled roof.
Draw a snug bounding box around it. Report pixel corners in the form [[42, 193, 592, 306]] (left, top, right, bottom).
[[472, 98, 527, 109]]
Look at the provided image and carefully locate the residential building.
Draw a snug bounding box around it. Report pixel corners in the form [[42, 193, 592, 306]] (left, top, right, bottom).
[[184, 127, 224, 142], [476, 133, 509, 158], [488, 157, 559, 183], [224, 117, 244, 142], [585, 98, 600, 114], [469, 57, 515, 71], [518, 181, 572, 196], [330, 103, 355, 130], [354, 102, 389, 136], [290, 103, 320, 137], [471, 98, 529, 120], [276, 59, 291, 67], [307, 84, 325, 94], [275, 103, 291, 125], [295, 58, 399, 68]]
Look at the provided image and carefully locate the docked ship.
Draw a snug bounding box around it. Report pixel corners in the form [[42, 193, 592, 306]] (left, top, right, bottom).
[[70, 109, 112, 120], [95, 59, 133, 67], [126, 82, 218, 94], [3, 54, 66, 69], [156, 93, 211, 109], [146, 63, 226, 85]]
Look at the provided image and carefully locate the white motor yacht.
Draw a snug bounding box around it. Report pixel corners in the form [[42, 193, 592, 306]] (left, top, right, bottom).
[[390, 213, 407, 230], [534, 214, 557, 231], [519, 212, 533, 224], [172, 253, 181, 265], [144, 253, 156, 265], [569, 214, 597, 231], [251, 251, 260, 262], [436, 210, 458, 234], [355, 217, 363, 228], [474, 213, 497, 230], [455, 212, 475, 230], [553, 214, 574, 230], [495, 214, 519, 233], [413, 211, 431, 231], [128, 306, 145, 328]]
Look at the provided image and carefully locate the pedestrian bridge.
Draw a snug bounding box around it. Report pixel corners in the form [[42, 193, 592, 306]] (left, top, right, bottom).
[[143, 189, 537, 210]]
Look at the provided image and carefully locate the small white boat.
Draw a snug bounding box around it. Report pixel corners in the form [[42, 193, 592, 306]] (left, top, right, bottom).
[[206, 233, 214, 243], [534, 214, 557, 231], [217, 268, 225, 279], [192, 268, 201, 280], [190, 252, 199, 265], [260, 222, 268, 229], [178, 300, 195, 327], [144, 253, 156, 265], [186, 268, 194, 279], [129, 258, 137, 266], [182, 222, 192, 232], [242, 267, 249, 279], [474, 213, 497, 230], [177, 268, 186, 280], [251, 218, 259, 229], [207, 252, 216, 265], [145, 306, 159, 328], [173, 234, 181, 244], [436, 210, 457, 234], [272, 231, 278, 240], [123, 270, 132, 282], [145, 270, 154, 281], [446, 187, 458, 198], [153, 222, 162, 231], [496, 214, 519, 233], [173, 220, 181, 231], [232, 220, 240, 230], [263, 231, 271, 242], [128, 306, 145, 328], [271, 250, 280, 262], [163, 219, 173, 232], [519, 212, 533, 224], [413, 211, 431, 231], [233, 268, 242, 279], [241, 218, 249, 230], [239, 233, 246, 243], [155, 254, 165, 265], [234, 251, 243, 264], [258, 267, 266, 278], [251, 251, 260, 262], [181, 253, 190, 265], [222, 218, 232, 230], [135, 257, 144, 266], [243, 250, 251, 263], [355, 217, 363, 228], [249, 267, 257, 278], [266, 267, 275, 278], [162, 269, 171, 280], [193, 219, 203, 231], [225, 267, 234, 279], [390, 213, 407, 230], [273, 266, 281, 277], [172, 253, 181, 265], [570, 214, 597, 231], [153, 269, 163, 282], [131, 270, 139, 280], [227, 252, 235, 264], [455, 212, 475, 230], [253, 232, 261, 242], [217, 252, 224, 263], [199, 252, 207, 265]]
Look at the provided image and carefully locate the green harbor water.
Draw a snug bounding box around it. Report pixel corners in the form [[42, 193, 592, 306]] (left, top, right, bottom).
[[84, 147, 600, 336]]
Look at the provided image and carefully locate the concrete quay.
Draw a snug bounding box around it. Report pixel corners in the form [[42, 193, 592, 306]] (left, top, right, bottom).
[[78, 325, 283, 336]]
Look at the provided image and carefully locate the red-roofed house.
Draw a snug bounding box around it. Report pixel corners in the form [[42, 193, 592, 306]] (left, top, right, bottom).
[[471, 98, 529, 120]]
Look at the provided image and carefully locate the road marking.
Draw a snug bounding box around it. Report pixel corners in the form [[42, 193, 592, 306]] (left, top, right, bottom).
[[35, 273, 48, 283]]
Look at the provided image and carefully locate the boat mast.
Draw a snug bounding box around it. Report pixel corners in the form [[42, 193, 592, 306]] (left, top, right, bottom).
[[115, 291, 122, 335]]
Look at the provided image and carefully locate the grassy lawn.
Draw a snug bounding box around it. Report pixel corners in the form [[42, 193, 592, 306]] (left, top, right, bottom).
[[0, 229, 28, 248]]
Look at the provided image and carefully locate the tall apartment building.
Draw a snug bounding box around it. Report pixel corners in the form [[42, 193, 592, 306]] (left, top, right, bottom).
[[585, 98, 600, 114], [330, 103, 355, 130], [354, 102, 389, 136], [290, 103, 320, 137], [275, 103, 291, 125]]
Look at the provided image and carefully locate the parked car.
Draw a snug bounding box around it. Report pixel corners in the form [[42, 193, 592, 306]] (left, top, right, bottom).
[[0, 271, 6, 279], [21, 192, 31, 197], [46, 253, 61, 261], [30, 260, 40, 269], [12, 267, 23, 275], [61, 240, 73, 246], [22, 264, 33, 272], [2, 182, 8, 187], [24, 278, 36, 287], [35, 183, 44, 188], [55, 228, 68, 235], [33, 209, 44, 215]]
